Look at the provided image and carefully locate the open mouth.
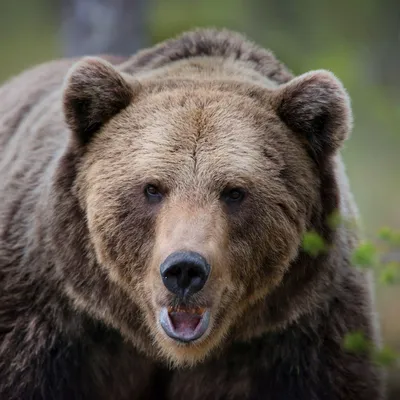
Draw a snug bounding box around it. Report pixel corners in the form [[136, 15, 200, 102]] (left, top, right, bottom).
[[160, 306, 210, 343]]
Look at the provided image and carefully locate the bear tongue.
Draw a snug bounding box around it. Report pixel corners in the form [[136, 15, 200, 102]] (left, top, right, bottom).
[[169, 311, 202, 334]]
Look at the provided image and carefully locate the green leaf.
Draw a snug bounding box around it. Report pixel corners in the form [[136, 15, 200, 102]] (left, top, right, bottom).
[[378, 227, 400, 246], [302, 231, 326, 257], [378, 226, 394, 241], [379, 262, 399, 285], [343, 331, 371, 354], [327, 210, 343, 229], [373, 346, 399, 367], [351, 241, 378, 268]]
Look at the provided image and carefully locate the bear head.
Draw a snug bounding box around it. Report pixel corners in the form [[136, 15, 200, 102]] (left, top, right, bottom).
[[52, 56, 352, 366]]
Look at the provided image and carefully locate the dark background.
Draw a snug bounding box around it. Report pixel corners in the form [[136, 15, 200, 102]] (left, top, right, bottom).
[[0, 0, 399, 396]]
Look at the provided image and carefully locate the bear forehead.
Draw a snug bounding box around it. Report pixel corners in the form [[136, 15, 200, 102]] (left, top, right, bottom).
[[87, 86, 289, 183]]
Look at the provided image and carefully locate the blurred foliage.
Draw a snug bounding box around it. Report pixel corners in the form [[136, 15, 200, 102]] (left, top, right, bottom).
[[0, 0, 58, 78], [343, 331, 398, 368], [302, 224, 400, 371], [343, 331, 371, 355], [379, 227, 400, 247], [379, 262, 399, 285], [351, 241, 378, 268], [301, 231, 327, 257], [374, 345, 399, 368]]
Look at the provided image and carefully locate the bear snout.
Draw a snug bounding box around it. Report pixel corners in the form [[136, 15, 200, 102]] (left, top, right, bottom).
[[160, 251, 211, 299]]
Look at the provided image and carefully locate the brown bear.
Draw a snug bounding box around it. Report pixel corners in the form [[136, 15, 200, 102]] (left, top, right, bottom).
[[0, 29, 383, 399]]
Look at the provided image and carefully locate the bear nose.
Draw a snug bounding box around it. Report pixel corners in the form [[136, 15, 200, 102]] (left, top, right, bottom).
[[160, 251, 210, 298]]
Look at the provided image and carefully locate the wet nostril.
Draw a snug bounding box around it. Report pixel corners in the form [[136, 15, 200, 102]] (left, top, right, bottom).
[[188, 267, 201, 278], [166, 266, 181, 278]]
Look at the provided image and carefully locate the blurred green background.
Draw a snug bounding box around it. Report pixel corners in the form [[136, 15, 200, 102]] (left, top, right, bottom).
[[1, 0, 399, 395]]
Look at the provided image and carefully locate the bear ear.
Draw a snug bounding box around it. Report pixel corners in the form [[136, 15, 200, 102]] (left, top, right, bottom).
[[63, 57, 137, 145], [271, 70, 352, 160]]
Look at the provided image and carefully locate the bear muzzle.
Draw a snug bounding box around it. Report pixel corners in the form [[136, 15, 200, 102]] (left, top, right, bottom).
[[159, 251, 211, 342]]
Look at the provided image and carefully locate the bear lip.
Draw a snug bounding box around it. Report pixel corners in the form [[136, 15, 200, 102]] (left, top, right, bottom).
[[159, 306, 210, 343]]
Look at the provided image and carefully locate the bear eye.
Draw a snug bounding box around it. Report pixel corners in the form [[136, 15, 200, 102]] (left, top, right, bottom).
[[221, 187, 246, 205], [144, 184, 163, 203]]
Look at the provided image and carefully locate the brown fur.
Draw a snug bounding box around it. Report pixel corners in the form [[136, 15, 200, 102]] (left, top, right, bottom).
[[0, 28, 383, 399]]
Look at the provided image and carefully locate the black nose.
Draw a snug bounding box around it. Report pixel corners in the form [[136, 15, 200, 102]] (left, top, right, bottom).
[[160, 251, 210, 298]]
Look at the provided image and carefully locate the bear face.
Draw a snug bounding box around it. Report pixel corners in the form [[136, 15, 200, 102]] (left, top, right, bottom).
[[55, 58, 352, 366]]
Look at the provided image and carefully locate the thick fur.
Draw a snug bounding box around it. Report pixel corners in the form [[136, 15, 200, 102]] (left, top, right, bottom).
[[0, 29, 383, 399]]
